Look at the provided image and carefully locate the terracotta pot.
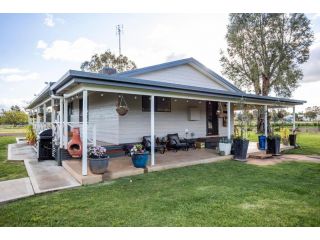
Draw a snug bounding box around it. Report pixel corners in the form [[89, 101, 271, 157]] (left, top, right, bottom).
[[67, 127, 83, 158]]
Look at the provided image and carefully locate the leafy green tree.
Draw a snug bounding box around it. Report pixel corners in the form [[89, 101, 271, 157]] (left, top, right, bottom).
[[0, 108, 28, 126], [220, 13, 314, 132], [80, 50, 137, 73], [305, 110, 317, 121]]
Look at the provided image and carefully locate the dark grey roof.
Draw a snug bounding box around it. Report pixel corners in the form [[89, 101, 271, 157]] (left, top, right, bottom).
[[27, 58, 306, 109], [50, 70, 305, 105]]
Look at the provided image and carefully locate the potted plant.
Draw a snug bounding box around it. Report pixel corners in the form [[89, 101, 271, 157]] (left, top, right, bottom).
[[26, 125, 36, 145], [130, 144, 149, 168], [267, 134, 281, 156], [218, 137, 232, 156], [233, 98, 250, 161], [233, 136, 249, 161], [88, 146, 109, 174], [280, 128, 290, 146], [289, 128, 297, 147]]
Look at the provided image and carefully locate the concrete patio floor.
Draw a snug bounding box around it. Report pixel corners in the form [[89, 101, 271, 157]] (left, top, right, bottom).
[[8, 142, 37, 161], [62, 142, 295, 185]]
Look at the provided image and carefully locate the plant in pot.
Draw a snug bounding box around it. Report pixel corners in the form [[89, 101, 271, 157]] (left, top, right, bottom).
[[26, 125, 36, 145], [233, 98, 250, 161], [130, 144, 149, 168], [280, 127, 290, 146], [88, 146, 109, 174], [266, 134, 281, 156]]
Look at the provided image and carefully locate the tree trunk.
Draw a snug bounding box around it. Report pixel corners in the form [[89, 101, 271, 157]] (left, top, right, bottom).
[[256, 74, 271, 134]]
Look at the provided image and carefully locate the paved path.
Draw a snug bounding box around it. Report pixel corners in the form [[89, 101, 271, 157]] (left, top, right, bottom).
[[8, 142, 37, 161], [247, 154, 320, 166], [0, 142, 80, 204], [0, 178, 34, 204], [24, 159, 80, 194]]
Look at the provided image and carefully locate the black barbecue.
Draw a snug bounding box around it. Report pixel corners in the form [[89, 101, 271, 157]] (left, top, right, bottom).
[[37, 128, 54, 160]]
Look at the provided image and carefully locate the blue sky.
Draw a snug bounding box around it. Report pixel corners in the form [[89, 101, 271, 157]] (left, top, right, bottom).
[[0, 13, 319, 112]]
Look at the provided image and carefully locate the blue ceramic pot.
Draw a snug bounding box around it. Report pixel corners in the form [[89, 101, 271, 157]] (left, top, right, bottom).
[[131, 152, 149, 168]]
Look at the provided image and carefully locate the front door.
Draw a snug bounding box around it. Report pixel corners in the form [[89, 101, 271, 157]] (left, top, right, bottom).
[[206, 101, 219, 135]]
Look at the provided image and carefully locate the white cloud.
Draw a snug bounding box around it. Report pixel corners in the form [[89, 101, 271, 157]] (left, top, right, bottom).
[[39, 37, 106, 62], [0, 67, 40, 84], [0, 68, 22, 74], [44, 14, 55, 27], [44, 14, 65, 28], [37, 40, 48, 49]]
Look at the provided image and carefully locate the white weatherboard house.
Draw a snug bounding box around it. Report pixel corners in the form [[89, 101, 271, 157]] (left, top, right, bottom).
[[27, 58, 305, 179]]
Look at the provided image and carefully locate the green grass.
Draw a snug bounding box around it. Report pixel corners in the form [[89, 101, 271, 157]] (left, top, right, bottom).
[[245, 131, 320, 156], [0, 125, 26, 134], [284, 133, 320, 155], [0, 160, 319, 226], [0, 136, 28, 181]]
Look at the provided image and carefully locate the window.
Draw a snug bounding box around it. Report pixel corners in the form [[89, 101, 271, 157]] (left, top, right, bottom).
[[79, 99, 83, 122], [142, 96, 171, 112]]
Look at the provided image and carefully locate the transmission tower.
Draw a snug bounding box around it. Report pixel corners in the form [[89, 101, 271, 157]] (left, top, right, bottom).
[[116, 24, 124, 56]]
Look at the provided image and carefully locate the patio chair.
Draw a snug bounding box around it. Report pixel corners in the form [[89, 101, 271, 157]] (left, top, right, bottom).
[[142, 136, 166, 154], [167, 133, 189, 151]]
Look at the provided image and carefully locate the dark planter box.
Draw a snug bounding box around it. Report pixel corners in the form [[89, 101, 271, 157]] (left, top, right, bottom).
[[89, 158, 109, 174], [131, 152, 149, 168], [233, 139, 249, 161], [289, 134, 297, 146], [267, 137, 281, 155]]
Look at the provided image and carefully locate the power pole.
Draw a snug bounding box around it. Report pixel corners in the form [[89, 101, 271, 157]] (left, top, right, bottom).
[[116, 24, 124, 56]]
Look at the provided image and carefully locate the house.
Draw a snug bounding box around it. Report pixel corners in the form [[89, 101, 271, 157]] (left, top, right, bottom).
[[26, 58, 305, 178]]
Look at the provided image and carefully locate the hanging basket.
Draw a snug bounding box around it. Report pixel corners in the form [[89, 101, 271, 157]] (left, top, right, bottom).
[[116, 106, 129, 116], [38, 112, 44, 117], [116, 95, 129, 116], [53, 105, 60, 111]]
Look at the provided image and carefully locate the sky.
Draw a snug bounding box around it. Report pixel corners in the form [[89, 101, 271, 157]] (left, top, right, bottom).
[[0, 13, 319, 112]]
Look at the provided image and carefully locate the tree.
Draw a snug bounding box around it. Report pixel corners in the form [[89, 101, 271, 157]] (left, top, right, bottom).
[[80, 50, 137, 73], [10, 105, 21, 111], [220, 13, 314, 133], [305, 110, 317, 121], [0, 108, 28, 126]]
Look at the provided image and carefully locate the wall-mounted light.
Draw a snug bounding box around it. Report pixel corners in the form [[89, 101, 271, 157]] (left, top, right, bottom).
[[186, 100, 189, 103], [174, 99, 177, 102], [101, 93, 104, 97], [134, 96, 137, 100]]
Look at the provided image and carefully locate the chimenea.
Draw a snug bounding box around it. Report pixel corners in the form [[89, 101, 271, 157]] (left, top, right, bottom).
[[67, 127, 83, 158]]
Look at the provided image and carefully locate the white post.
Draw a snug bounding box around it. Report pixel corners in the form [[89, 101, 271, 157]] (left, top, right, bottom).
[[82, 90, 88, 176], [51, 98, 55, 124], [63, 98, 68, 149], [293, 106, 296, 131], [227, 102, 231, 140], [264, 105, 268, 137], [43, 103, 47, 123], [150, 95, 155, 166], [59, 98, 63, 149]]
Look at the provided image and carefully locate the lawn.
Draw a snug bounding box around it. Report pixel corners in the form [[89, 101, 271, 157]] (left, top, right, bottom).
[[246, 131, 320, 155], [0, 160, 319, 226], [0, 125, 26, 135], [0, 136, 28, 181]]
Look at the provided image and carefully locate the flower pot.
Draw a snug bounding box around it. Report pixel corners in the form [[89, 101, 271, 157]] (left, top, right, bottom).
[[116, 106, 128, 116], [267, 137, 281, 156], [89, 157, 109, 174], [131, 152, 149, 168], [289, 134, 296, 146], [53, 105, 60, 111], [233, 139, 249, 161], [38, 112, 44, 117]]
